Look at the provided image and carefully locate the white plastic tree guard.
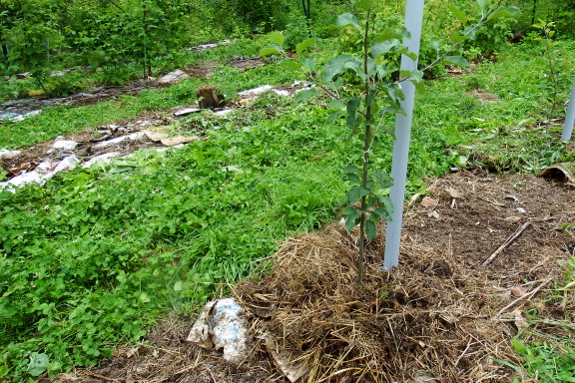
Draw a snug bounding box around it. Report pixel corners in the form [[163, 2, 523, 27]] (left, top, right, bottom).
[[562, 75, 575, 140], [384, 0, 425, 270]]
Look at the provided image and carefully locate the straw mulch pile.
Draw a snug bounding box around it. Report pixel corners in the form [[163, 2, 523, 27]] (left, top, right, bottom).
[[236, 223, 517, 383]]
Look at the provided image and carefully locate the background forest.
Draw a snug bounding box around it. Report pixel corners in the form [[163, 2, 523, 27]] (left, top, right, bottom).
[[1, 0, 575, 97]]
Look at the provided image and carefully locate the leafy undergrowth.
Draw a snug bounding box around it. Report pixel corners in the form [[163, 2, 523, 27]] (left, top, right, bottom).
[[2, 39, 575, 381], [0, 83, 466, 380]]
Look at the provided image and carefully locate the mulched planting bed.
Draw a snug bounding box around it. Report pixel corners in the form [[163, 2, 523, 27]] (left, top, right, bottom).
[[49, 170, 575, 383]]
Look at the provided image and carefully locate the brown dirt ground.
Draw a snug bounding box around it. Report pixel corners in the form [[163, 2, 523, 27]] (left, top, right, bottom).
[[43, 169, 575, 383]]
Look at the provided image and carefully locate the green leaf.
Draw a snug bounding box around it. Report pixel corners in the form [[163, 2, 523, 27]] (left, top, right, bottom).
[[365, 220, 377, 240], [344, 59, 367, 80], [343, 165, 360, 173], [327, 110, 345, 121], [451, 33, 469, 43], [347, 186, 362, 204], [280, 59, 300, 69], [374, 27, 404, 42], [294, 88, 318, 103], [139, 292, 151, 303], [331, 13, 360, 31], [260, 46, 282, 56], [487, 8, 512, 21], [0, 365, 9, 378], [347, 173, 360, 183], [267, 31, 284, 47], [463, 27, 478, 40], [448, 6, 467, 25], [346, 97, 362, 120], [511, 338, 526, 352], [477, 0, 489, 11], [376, 65, 397, 79], [27, 353, 49, 376], [302, 57, 316, 73], [343, 207, 360, 232], [371, 207, 390, 221], [323, 54, 353, 82], [443, 56, 470, 67], [330, 98, 347, 108], [410, 70, 424, 82], [355, 0, 374, 11], [296, 38, 315, 55], [371, 39, 400, 59]]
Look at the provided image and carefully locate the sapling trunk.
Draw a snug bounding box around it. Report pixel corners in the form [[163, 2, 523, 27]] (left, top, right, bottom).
[[356, 9, 372, 285]]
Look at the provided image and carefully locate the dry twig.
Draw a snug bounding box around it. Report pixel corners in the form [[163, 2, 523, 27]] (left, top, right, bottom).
[[482, 222, 531, 266]]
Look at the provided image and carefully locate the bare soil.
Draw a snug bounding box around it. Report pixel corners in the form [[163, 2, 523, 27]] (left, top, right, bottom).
[[45, 169, 575, 383]]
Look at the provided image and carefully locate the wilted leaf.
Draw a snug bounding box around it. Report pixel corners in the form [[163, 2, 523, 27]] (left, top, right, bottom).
[[510, 286, 526, 297]]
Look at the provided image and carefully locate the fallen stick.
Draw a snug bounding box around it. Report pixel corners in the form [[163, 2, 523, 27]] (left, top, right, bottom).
[[496, 279, 551, 317], [84, 372, 122, 382], [482, 221, 531, 266]]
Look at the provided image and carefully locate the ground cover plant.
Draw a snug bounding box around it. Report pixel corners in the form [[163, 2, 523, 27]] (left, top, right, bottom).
[[2, 0, 575, 381]]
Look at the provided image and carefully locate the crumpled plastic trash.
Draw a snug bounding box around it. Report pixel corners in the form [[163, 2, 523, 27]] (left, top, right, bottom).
[[187, 298, 249, 363]]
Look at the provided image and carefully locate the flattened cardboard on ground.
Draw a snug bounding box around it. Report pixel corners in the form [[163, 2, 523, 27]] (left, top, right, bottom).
[[160, 135, 199, 146], [143, 129, 170, 142], [261, 333, 309, 383]]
